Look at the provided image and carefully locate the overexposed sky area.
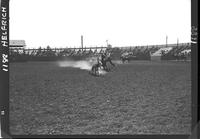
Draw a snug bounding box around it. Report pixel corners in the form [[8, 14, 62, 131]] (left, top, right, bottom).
[[10, 0, 191, 48]]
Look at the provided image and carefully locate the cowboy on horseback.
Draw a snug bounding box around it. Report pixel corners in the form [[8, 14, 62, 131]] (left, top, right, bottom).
[[90, 47, 115, 76], [100, 49, 115, 71]]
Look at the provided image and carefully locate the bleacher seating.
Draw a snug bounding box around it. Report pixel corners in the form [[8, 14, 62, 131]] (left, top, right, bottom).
[[9, 43, 191, 62], [161, 44, 191, 60]]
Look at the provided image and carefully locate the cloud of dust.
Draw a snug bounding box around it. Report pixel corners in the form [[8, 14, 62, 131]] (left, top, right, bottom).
[[57, 59, 109, 75], [57, 57, 121, 75], [58, 60, 93, 71]]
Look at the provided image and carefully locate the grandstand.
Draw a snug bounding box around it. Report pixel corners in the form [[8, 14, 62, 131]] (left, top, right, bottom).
[[10, 40, 26, 52], [161, 43, 191, 60], [9, 40, 27, 62], [9, 41, 191, 62]]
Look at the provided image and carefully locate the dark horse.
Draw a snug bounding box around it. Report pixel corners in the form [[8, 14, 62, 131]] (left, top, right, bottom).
[[120, 55, 130, 63], [120, 52, 136, 63], [101, 53, 115, 71]]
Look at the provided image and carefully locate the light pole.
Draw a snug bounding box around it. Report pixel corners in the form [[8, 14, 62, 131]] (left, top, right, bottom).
[[81, 35, 84, 51], [106, 40, 108, 47], [177, 38, 179, 47]]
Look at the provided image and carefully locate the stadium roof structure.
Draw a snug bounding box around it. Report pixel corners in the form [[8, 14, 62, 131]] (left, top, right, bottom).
[[10, 40, 26, 47]]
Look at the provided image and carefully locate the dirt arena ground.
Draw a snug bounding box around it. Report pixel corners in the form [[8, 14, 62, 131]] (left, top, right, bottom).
[[9, 60, 191, 135]]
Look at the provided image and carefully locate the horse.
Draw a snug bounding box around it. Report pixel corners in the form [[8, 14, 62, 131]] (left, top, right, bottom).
[[120, 52, 134, 63], [90, 52, 116, 76], [100, 53, 115, 71], [120, 55, 130, 63]]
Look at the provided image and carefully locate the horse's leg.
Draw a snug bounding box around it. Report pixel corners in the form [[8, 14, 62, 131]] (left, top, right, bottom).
[[102, 62, 107, 70], [104, 64, 108, 71], [93, 66, 96, 75], [106, 63, 110, 71], [94, 67, 97, 75], [108, 58, 115, 67], [91, 66, 94, 74], [121, 57, 124, 63], [91, 66, 95, 75]]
